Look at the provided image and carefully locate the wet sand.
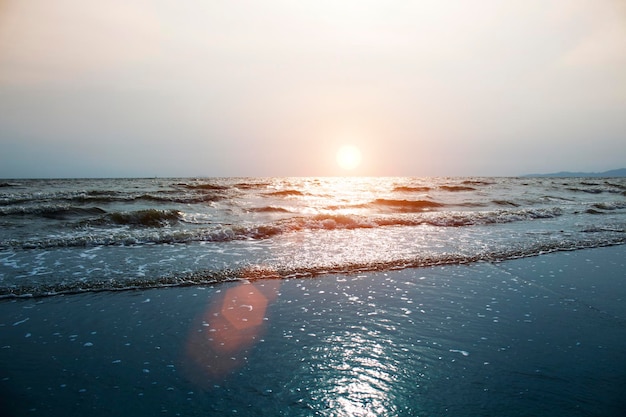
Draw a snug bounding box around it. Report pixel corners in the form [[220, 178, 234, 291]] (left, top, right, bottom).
[[1, 245, 625, 416]]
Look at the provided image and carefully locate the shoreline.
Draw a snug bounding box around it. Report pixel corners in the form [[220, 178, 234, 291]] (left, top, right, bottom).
[[1, 245, 625, 416], [2, 240, 625, 299]]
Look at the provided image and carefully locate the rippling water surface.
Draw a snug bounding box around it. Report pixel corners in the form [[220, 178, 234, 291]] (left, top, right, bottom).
[[1, 177, 625, 296], [2, 246, 625, 416], [1, 177, 625, 416]]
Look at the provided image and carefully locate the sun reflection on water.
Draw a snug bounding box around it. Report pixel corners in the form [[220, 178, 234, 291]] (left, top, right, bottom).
[[297, 177, 398, 216], [307, 332, 400, 416]]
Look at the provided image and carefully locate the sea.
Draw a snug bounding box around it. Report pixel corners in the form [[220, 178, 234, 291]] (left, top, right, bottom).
[[1, 177, 625, 416], [1, 176, 625, 297]]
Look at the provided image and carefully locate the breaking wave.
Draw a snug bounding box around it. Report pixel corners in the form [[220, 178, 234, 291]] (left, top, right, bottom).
[[266, 190, 305, 197], [87, 209, 182, 228], [0, 192, 224, 206], [2, 176, 625, 299], [2, 207, 566, 249], [3, 237, 624, 298]]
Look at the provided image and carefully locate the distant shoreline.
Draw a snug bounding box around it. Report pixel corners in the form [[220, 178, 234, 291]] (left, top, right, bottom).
[[522, 168, 626, 178]]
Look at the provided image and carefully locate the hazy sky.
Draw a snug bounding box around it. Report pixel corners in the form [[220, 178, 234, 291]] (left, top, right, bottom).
[[1, 0, 625, 178]]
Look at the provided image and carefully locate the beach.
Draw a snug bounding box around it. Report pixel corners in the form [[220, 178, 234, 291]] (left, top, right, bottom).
[[2, 245, 625, 416], [3, 0, 626, 414]]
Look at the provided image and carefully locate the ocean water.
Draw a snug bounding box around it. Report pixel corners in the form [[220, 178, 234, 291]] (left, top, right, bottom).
[[1, 177, 625, 296], [1, 177, 626, 416], [1, 246, 625, 416]]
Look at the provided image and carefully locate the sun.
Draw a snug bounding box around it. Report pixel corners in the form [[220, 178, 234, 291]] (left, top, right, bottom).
[[336, 145, 362, 171]]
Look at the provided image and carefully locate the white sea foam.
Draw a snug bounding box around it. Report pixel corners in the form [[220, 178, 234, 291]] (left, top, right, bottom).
[[1, 177, 625, 297], [12, 317, 29, 326]]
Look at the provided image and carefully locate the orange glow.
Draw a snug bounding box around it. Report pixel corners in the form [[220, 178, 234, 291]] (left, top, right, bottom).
[[221, 285, 268, 330], [182, 277, 281, 385]]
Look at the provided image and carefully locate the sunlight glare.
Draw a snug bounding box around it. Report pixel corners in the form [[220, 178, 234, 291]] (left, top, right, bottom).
[[336, 145, 362, 171]]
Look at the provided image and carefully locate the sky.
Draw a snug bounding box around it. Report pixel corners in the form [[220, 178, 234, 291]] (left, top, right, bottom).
[[1, 0, 625, 178]]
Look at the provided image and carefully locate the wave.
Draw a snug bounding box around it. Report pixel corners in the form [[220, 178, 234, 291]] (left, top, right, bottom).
[[254, 207, 563, 233], [182, 183, 229, 191], [133, 194, 224, 204], [492, 200, 520, 207], [43, 207, 107, 220], [87, 209, 182, 228], [3, 238, 624, 298], [0, 196, 36, 206], [455, 202, 489, 208], [179, 180, 271, 191], [371, 199, 444, 212], [79, 190, 227, 204], [234, 181, 272, 190], [0, 205, 186, 225], [0, 205, 107, 219], [3, 207, 566, 249], [392, 186, 432, 192], [1, 192, 225, 208], [439, 185, 476, 192], [591, 202, 626, 211], [247, 206, 292, 213], [567, 187, 605, 194], [585, 202, 626, 215], [461, 180, 494, 186], [604, 181, 626, 190], [540, 195, 575, 202], [266, 190, 304, 197], [392, 183, 486, 193]]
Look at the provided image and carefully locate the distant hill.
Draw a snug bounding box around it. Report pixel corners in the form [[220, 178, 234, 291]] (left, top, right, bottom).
[[523, 168, 626, 178]]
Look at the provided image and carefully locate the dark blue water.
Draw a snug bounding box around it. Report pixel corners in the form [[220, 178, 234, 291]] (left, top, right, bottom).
[[1, 245, 625, 416]]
